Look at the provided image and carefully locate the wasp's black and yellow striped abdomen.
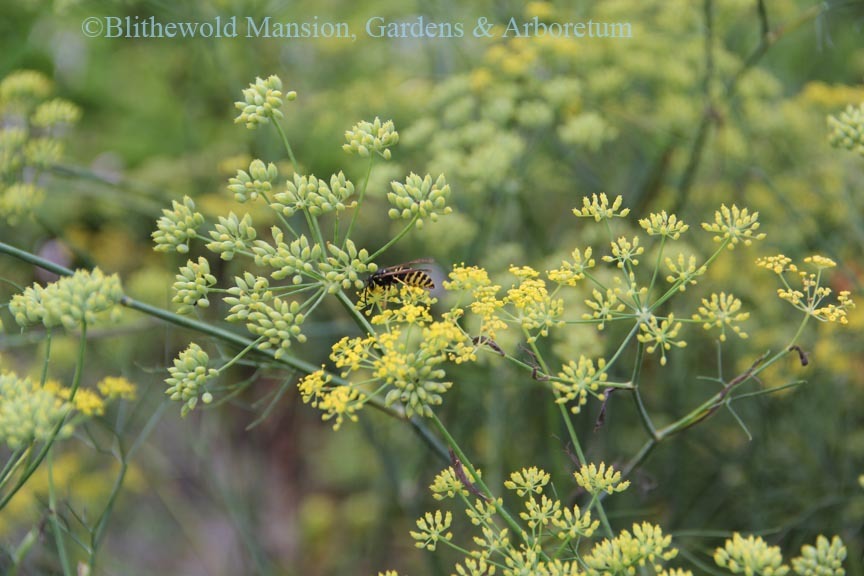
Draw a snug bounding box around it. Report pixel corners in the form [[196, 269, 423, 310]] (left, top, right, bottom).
[[360, 259, 435, 307]]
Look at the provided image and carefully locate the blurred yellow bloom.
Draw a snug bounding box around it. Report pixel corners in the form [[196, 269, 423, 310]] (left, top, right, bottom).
[[97, 376, 137, 401]]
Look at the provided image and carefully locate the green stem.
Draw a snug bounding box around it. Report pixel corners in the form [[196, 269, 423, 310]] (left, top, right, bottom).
[[0, 447, 31, 500], [367, 214, 421, 262], [621, 315, 810, 479], [303, 209, 327, 253], [90, 453, 128, 574], [648, 236, 666, 297], [48, 451, 73, 576], [272, 120, 298, 169], [9, 526, 40, 575], [526, 338, 613, 537], [344, 156, 375, 246], [630, 342, 657, 439], [217, 336, 266, 374], [429, 412, 530, 549], [40, 330, 53, 386], [335, 289, 376, 335]]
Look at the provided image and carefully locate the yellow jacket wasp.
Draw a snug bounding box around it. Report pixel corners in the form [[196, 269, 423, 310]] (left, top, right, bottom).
[[359, 259, 435, 308]]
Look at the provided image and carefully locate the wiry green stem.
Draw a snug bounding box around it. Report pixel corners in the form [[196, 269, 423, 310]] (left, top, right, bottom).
[[272, 120, 299, 169], [526, 338, 613, 537], [367, 213, 420, 262], [344, 156, 375, 246], [429, 412, 534, 551], [622, 315, 811, 478]]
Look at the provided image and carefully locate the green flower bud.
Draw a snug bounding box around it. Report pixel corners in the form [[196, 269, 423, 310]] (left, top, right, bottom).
[[270, 171, 355, 217], [24, 137, 63, 168], [172, 257, 218, 314], [828, 103, 864, 155], [387, 173, 452, 227], [152, 195, 205, 253], [9, 268, 124, 330], [31, 98, 82, 128], [253, 229, 321, 280], [234, 75, 288, 129], [343, 117, 399, 159], [206, 212, 257, 260], [0, 372, 71, 449], [165, 342, 218, 417], [318, 240, 374, 291], [0, 183, 44, 225], [0, 127, 28, 176], [0, 70, 52, 112], [227, 159, 278, 203]]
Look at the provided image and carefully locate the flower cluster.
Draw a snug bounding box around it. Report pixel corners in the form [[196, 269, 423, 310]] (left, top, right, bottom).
[[414, 464, 638, 576], [827, 103, 864, 155], [0, 183, 45, 225], [206, 212, 257, 260], [319, 240, 376, 292], [692, 292, 750, 342], [547, 248, 595, 286], [554, 356, 608, 414], [227, 159, 278, 203], [9, 268, 124, 330], [387, 172, 453, 227], [605, 238, 643, 271], [271, 172, 356, 217], [584, 522, 678, 574], [172, 257, 218, 314], [640, 211, 689, 240], [242, 297, 308, 358], [714, 533, 788, 576], [234, 75, 295, 129], [367, 285, 435, 325], [503, 266, 564, 342], [297, 369, 365, 431], [96, 376, 138, 401], [401, 459, 849, 576], [573, 462, 630, 496], [152, 195, 205, 254], [665, 253, 704, 292], [0, 70, 52, 111], [24, 137, 63, 168], [444, 265, 507, 339], [305, 296, 472, 422], [31, 98, 82, 128], [559, 111, 618, 151], [165, 343, 217, 416], [701, 204, 766, 249], [410, 510, 453, 551], [638, 314, 686, 366], [573, 193, 631, 222], [223, 273, 273, 322], [429, 465, 483, 500], [583, 288, 624, 330], [343, 117, 399, 159], [252, 229, 322, 283], [757, 254, 855, 325], [790, 535, 846, 576], [0, 70, 81, 225], [504, 466, 550, 496], [0, 372, 71, 449]]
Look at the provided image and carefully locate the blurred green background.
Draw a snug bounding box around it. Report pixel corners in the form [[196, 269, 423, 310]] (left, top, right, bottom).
[[1, 0, 863, 574]]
